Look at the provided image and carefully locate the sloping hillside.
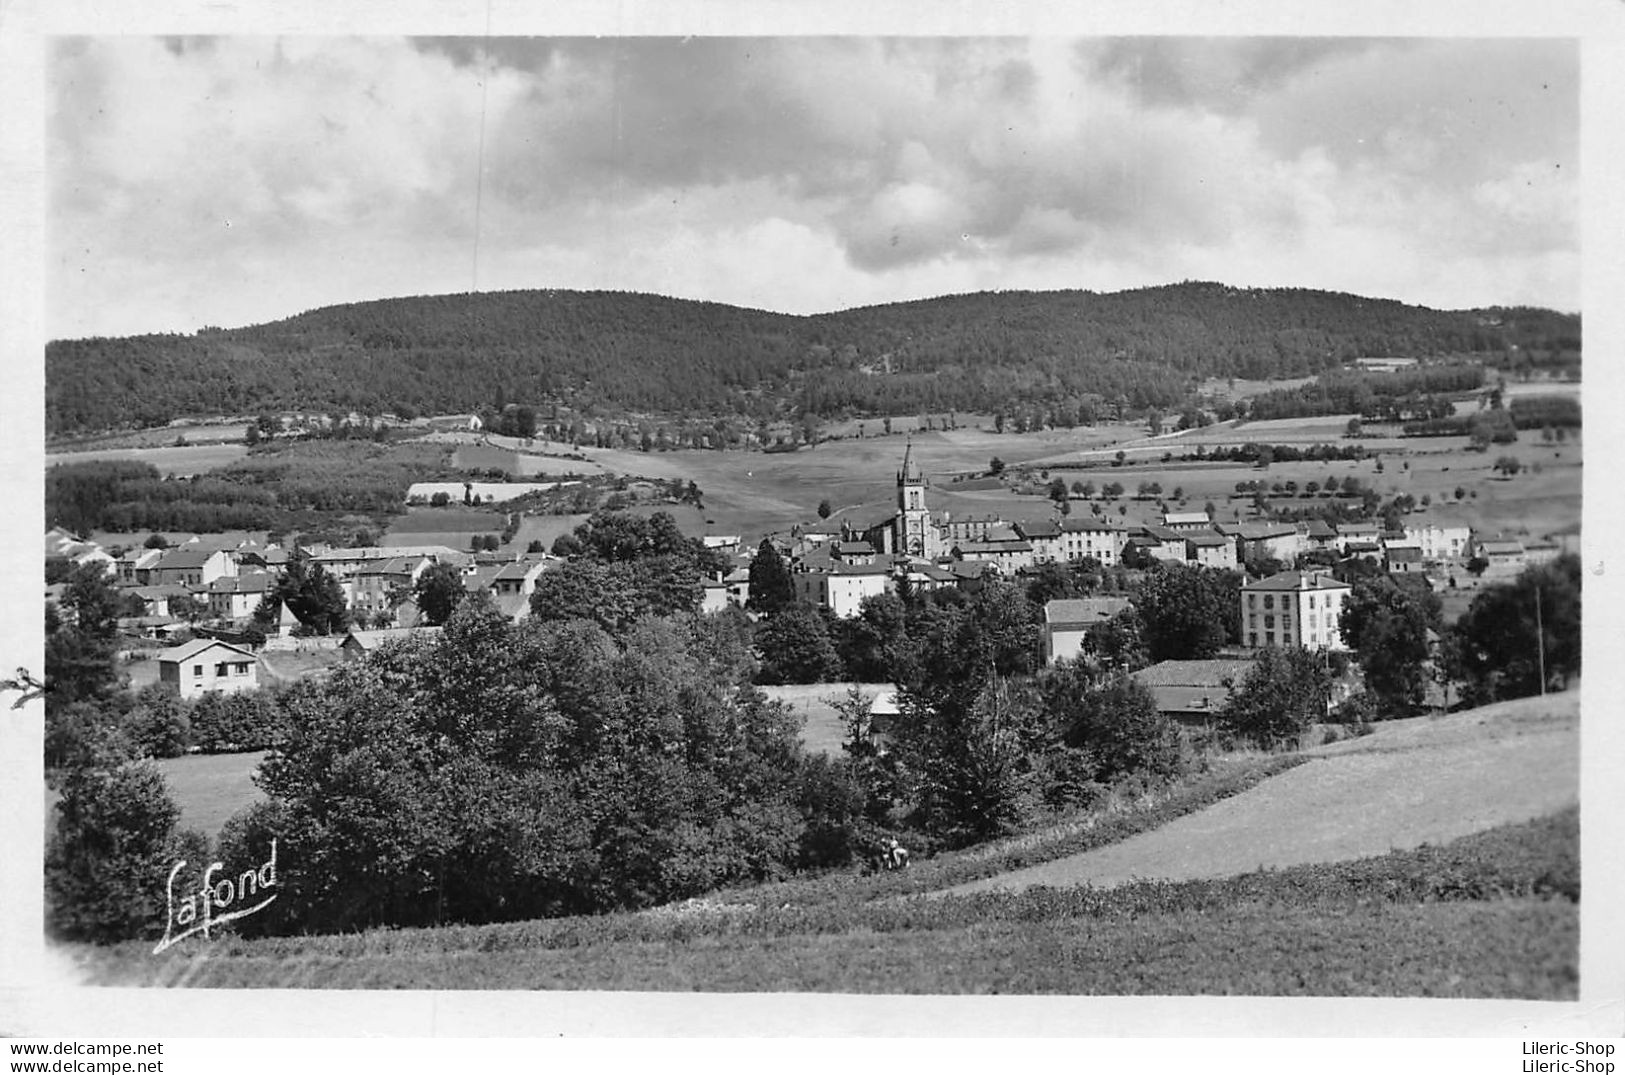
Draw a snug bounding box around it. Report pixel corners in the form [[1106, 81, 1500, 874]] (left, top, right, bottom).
[[46, 282, 1575, 435], [947, 692, 1578, 896]]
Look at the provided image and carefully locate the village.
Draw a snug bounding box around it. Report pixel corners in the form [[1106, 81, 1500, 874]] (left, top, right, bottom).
[[43, 418, 1576, 735]]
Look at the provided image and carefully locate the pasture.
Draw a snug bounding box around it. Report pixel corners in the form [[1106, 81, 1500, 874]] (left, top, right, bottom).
[[46, 442, 251, 478]]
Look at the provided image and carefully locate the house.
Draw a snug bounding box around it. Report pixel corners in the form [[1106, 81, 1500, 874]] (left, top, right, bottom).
[[45, 528, 116, 576], [795, 561, 891, 618], [833, 540, 878, 566], [340, 626, 443, 661], [701, 568, 752, 614], [1059, 517, 1126, 565], [1236, 522, 1303, 564], [314, 545, 466, 581], [349, 556, 433, 618], [1161, 511, 1212, 532], [121, 583, 193, 619], [943, 559, 995, 593], [113, 548, 165, 584], [157, 638, 259, 699], [1384, 546, 1425, 574], [148, 547, 237, 588], [1336, 521, 1382, 554], [1184, 531, 1238, 570], [1014, 519, 1064, 564], [1240, 571, 1352, 651], [702, 535, 742, 554], [1129, 657, 1257, 726], [1473, 537, 1528, 578], [951, 538, 1034, 576], [897, 560, 958, 593], [1401, 522, 1472, 562], [204, 572, 277, 620], [1524, 540, 1564, 567], [1302, 520, 1339, 552], [1043, 597, 1133, 665]]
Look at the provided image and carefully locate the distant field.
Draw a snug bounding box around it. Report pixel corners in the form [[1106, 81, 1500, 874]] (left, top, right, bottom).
[[45, 442, 250, 477], [386, 507, 508, 534]]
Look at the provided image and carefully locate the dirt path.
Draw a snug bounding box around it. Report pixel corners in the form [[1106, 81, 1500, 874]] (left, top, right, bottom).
[[946, 693, 1578, 897]]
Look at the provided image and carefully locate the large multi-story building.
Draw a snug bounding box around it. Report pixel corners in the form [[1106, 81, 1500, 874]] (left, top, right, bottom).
[[1059, 517, 1126, 565], [1240, 570, 1351, 651]]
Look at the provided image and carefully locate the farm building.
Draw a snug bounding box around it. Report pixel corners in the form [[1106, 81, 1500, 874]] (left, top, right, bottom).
[[157, 638, 260, 699], [1129, 657, 1256, 726]]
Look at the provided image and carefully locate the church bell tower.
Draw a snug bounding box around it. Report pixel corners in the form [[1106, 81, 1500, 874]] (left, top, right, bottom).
[[896, 440, 932, 558]]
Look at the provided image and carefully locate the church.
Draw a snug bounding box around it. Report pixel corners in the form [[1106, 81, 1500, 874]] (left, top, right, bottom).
[[851, 442, 1000, 562]]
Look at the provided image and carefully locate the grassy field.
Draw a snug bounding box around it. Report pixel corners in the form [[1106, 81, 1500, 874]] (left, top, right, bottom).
[[46, 442, 251, 477], [67, 804, 1577, 996], [153, 751, 268, 836], [758, 682, 892, 755]]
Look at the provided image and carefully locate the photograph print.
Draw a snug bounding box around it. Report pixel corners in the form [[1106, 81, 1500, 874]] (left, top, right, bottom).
[[31, 33, 1587, 1009]]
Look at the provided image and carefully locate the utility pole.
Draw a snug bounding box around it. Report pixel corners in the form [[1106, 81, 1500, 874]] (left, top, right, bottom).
[[1535, 585, 1547, 696]]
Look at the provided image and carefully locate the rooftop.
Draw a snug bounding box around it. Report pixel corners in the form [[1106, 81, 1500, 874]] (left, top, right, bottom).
[[1130, 657, 1256, 689], [1045, 597, 1132, 626], [1242, 570, 1351, 593]]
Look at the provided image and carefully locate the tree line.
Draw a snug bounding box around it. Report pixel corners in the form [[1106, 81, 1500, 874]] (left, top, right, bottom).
[[48, 283, 1575, 437]]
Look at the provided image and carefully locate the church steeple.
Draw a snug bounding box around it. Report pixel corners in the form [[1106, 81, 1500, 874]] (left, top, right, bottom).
[[895, 438, 932, 557], [898, 438, 923, 485]]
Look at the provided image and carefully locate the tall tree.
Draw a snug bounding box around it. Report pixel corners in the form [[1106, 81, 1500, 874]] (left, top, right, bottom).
[[1134, 562, 1242, 662], [755, 605, 844, 685], [1455, 555, 1581, 703], [269, 551, 350, 635], [1338, 575, 1441, 718], [1219, 646, 1331, 747], [413, 561, 467, 626], [746, 539, 796, 615]]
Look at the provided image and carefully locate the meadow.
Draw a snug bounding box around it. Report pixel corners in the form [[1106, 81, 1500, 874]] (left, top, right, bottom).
[[68, 794, 1577, 996]]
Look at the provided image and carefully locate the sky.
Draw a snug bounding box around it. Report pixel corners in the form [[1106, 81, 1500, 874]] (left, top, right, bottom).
[[46, 35, 1579, 340]]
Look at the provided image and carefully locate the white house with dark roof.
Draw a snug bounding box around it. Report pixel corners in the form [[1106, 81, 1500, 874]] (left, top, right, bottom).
[[1240, 570, 1352, 651], [157, 638, 259, 698], [1043, 597, 1133, 665]]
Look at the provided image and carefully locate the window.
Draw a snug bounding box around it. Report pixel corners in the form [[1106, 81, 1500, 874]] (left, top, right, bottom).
[[193, 665, 203, 677], [1248, 632, 1258, 647], [1264, 614, 1274, 629], [1264, 595, 1274, 610], [216, 663, 229, 677]]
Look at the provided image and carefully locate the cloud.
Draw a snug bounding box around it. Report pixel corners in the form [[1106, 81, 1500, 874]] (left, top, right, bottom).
[[46, 36, 1580, 338]]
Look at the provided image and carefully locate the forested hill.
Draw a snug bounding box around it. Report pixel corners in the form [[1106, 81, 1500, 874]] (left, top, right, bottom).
[[46, 282, 1579, 436]]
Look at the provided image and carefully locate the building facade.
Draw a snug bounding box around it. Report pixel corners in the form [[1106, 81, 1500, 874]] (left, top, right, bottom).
[[1240, 571, 1352, 651]]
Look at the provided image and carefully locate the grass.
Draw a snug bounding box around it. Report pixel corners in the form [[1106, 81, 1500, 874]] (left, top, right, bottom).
[[66, 808, 1577, 996], [152, 751, 268, 836]]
